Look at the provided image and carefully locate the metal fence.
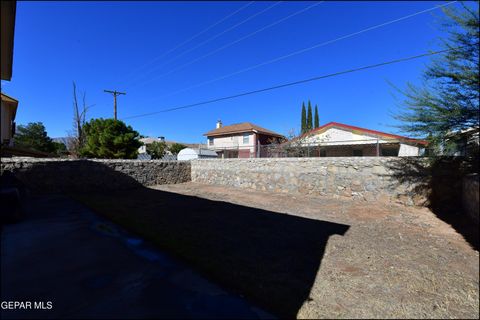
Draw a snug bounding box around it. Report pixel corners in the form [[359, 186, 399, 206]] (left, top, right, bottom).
[[136, 138, 426, 160], [208, 138, 426, 158], [260, 139, 394, 158]]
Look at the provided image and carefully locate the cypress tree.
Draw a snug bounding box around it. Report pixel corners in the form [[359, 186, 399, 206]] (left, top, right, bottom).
[[307, 100, 313, 131], [314, 104, 319, 128], [301, 102, 306, 134]]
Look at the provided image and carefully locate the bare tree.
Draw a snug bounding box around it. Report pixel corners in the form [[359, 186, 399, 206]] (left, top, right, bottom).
[[260, 129, 297, 158], [262, 128, 331, 158], [284, 128, 308, 157], [69, 81, 92, 157]]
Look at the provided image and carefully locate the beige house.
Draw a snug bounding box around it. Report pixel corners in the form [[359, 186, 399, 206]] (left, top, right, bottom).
[[1, 93, 18, 146], [204, 121, 284, 158], [294, 122, 427, 157]]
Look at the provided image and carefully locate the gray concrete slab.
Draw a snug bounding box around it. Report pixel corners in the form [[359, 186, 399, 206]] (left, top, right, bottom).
[[1, 195, 273, 319]]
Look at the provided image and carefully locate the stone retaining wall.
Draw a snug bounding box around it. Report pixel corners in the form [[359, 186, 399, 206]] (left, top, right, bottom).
[[0, 158, 191, 193], [463, 174, 479, 224], [1, 157, 473, 210], [191, 157, 459, 206]]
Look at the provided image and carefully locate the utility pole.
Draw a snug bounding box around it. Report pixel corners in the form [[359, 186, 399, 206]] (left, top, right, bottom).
[[104, 90, 126, 120]]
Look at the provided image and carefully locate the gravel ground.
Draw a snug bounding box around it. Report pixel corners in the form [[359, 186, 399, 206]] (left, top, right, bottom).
[[151, 182, 479, 319]]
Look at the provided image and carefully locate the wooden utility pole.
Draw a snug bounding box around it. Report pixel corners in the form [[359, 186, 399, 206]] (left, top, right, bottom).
[[104, 89, 126, 120]]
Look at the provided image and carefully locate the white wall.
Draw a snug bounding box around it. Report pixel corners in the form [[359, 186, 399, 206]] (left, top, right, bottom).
[[208, 133, 255, 153], [301, 127, 391, 145], [398, 143, 419, 156]]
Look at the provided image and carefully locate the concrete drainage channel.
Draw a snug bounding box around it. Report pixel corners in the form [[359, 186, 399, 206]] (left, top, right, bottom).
[[0, 194, 274, 319]]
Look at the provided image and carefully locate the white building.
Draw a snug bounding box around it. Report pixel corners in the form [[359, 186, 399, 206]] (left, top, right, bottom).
[[138, 137, 167, 155], [294, 122, 427, 157], [177, 148, 218, 161], [138, 137, 205, 155]]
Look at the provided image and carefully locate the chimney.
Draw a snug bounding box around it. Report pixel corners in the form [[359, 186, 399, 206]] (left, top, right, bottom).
[[216, 120, 222, 129]]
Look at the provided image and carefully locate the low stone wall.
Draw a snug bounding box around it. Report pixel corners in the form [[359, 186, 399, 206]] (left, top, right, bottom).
[[2, 157, 473, 210], [463, 174, 479, 224], [0, 158, 191, 193], [191, 157, 461, 206]]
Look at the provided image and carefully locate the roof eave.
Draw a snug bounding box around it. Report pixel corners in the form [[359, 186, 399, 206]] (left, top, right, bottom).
[[0, 1, 16, 81], [203, 129, 255, 137], [204, 130, 284, 138]]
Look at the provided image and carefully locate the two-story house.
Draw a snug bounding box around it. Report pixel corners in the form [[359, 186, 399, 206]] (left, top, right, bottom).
[[204, 121, 284, 158], [1, 93, 18, 146], [1, 1, 18, 148]]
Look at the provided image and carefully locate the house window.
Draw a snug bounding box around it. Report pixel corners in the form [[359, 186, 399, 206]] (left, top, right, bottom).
[[353, 149, 363, 157], [243, 133, 249, 144], [208, 137, 214, 146], [320, 149, 326, 157]]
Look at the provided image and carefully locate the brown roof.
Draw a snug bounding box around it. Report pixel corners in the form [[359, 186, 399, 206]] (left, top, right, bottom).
[[1, 1, 16, 81], [1, 92, 18, 104], [203, 122, 284, 138], [1, 92, 18, 119]]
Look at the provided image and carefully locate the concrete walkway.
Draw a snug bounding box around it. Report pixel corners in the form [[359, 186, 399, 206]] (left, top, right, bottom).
[[1, 195, 273, 319]]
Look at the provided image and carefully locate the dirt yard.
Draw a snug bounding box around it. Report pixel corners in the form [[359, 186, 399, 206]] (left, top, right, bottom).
[[73, 182, 479, 319]]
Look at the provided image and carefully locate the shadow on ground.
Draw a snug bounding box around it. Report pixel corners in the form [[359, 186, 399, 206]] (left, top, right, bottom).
[[386, 157, 479, 251], [1, 161, 350, 318]]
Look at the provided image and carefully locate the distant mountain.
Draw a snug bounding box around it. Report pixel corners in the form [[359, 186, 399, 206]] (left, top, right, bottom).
[[139, 137, 206, 149]]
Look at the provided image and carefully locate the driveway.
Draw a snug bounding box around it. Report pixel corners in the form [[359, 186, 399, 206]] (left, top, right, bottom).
[[0, 195, 272, 319]]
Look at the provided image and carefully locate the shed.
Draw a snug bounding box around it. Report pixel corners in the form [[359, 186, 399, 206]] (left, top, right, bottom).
[[177, 148, 218, 161]]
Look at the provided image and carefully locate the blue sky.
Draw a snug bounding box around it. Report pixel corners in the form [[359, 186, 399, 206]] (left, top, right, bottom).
[[0, 1, 465, 143]]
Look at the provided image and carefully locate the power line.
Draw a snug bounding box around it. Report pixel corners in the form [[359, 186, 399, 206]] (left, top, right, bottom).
[[139, 0, 457, 103], [129, 1, 324, 91], [122, 45, 469, 120], [120, 1, 255, 88], [127, 1, 282, 90]]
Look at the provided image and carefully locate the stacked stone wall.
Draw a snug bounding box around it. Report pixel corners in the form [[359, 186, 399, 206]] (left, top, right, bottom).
[[0, 158, 191, 192], [191, 157, 460, 206], [463, 174, 479, 224]]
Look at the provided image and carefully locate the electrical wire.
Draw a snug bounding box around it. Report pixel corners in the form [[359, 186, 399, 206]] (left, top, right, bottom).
[[121, 45, 470, 120], [142, 0, 458, 102], [127, 1, 282, 90], [119, 1, 255, 87], [128, 1, 324, 91]]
